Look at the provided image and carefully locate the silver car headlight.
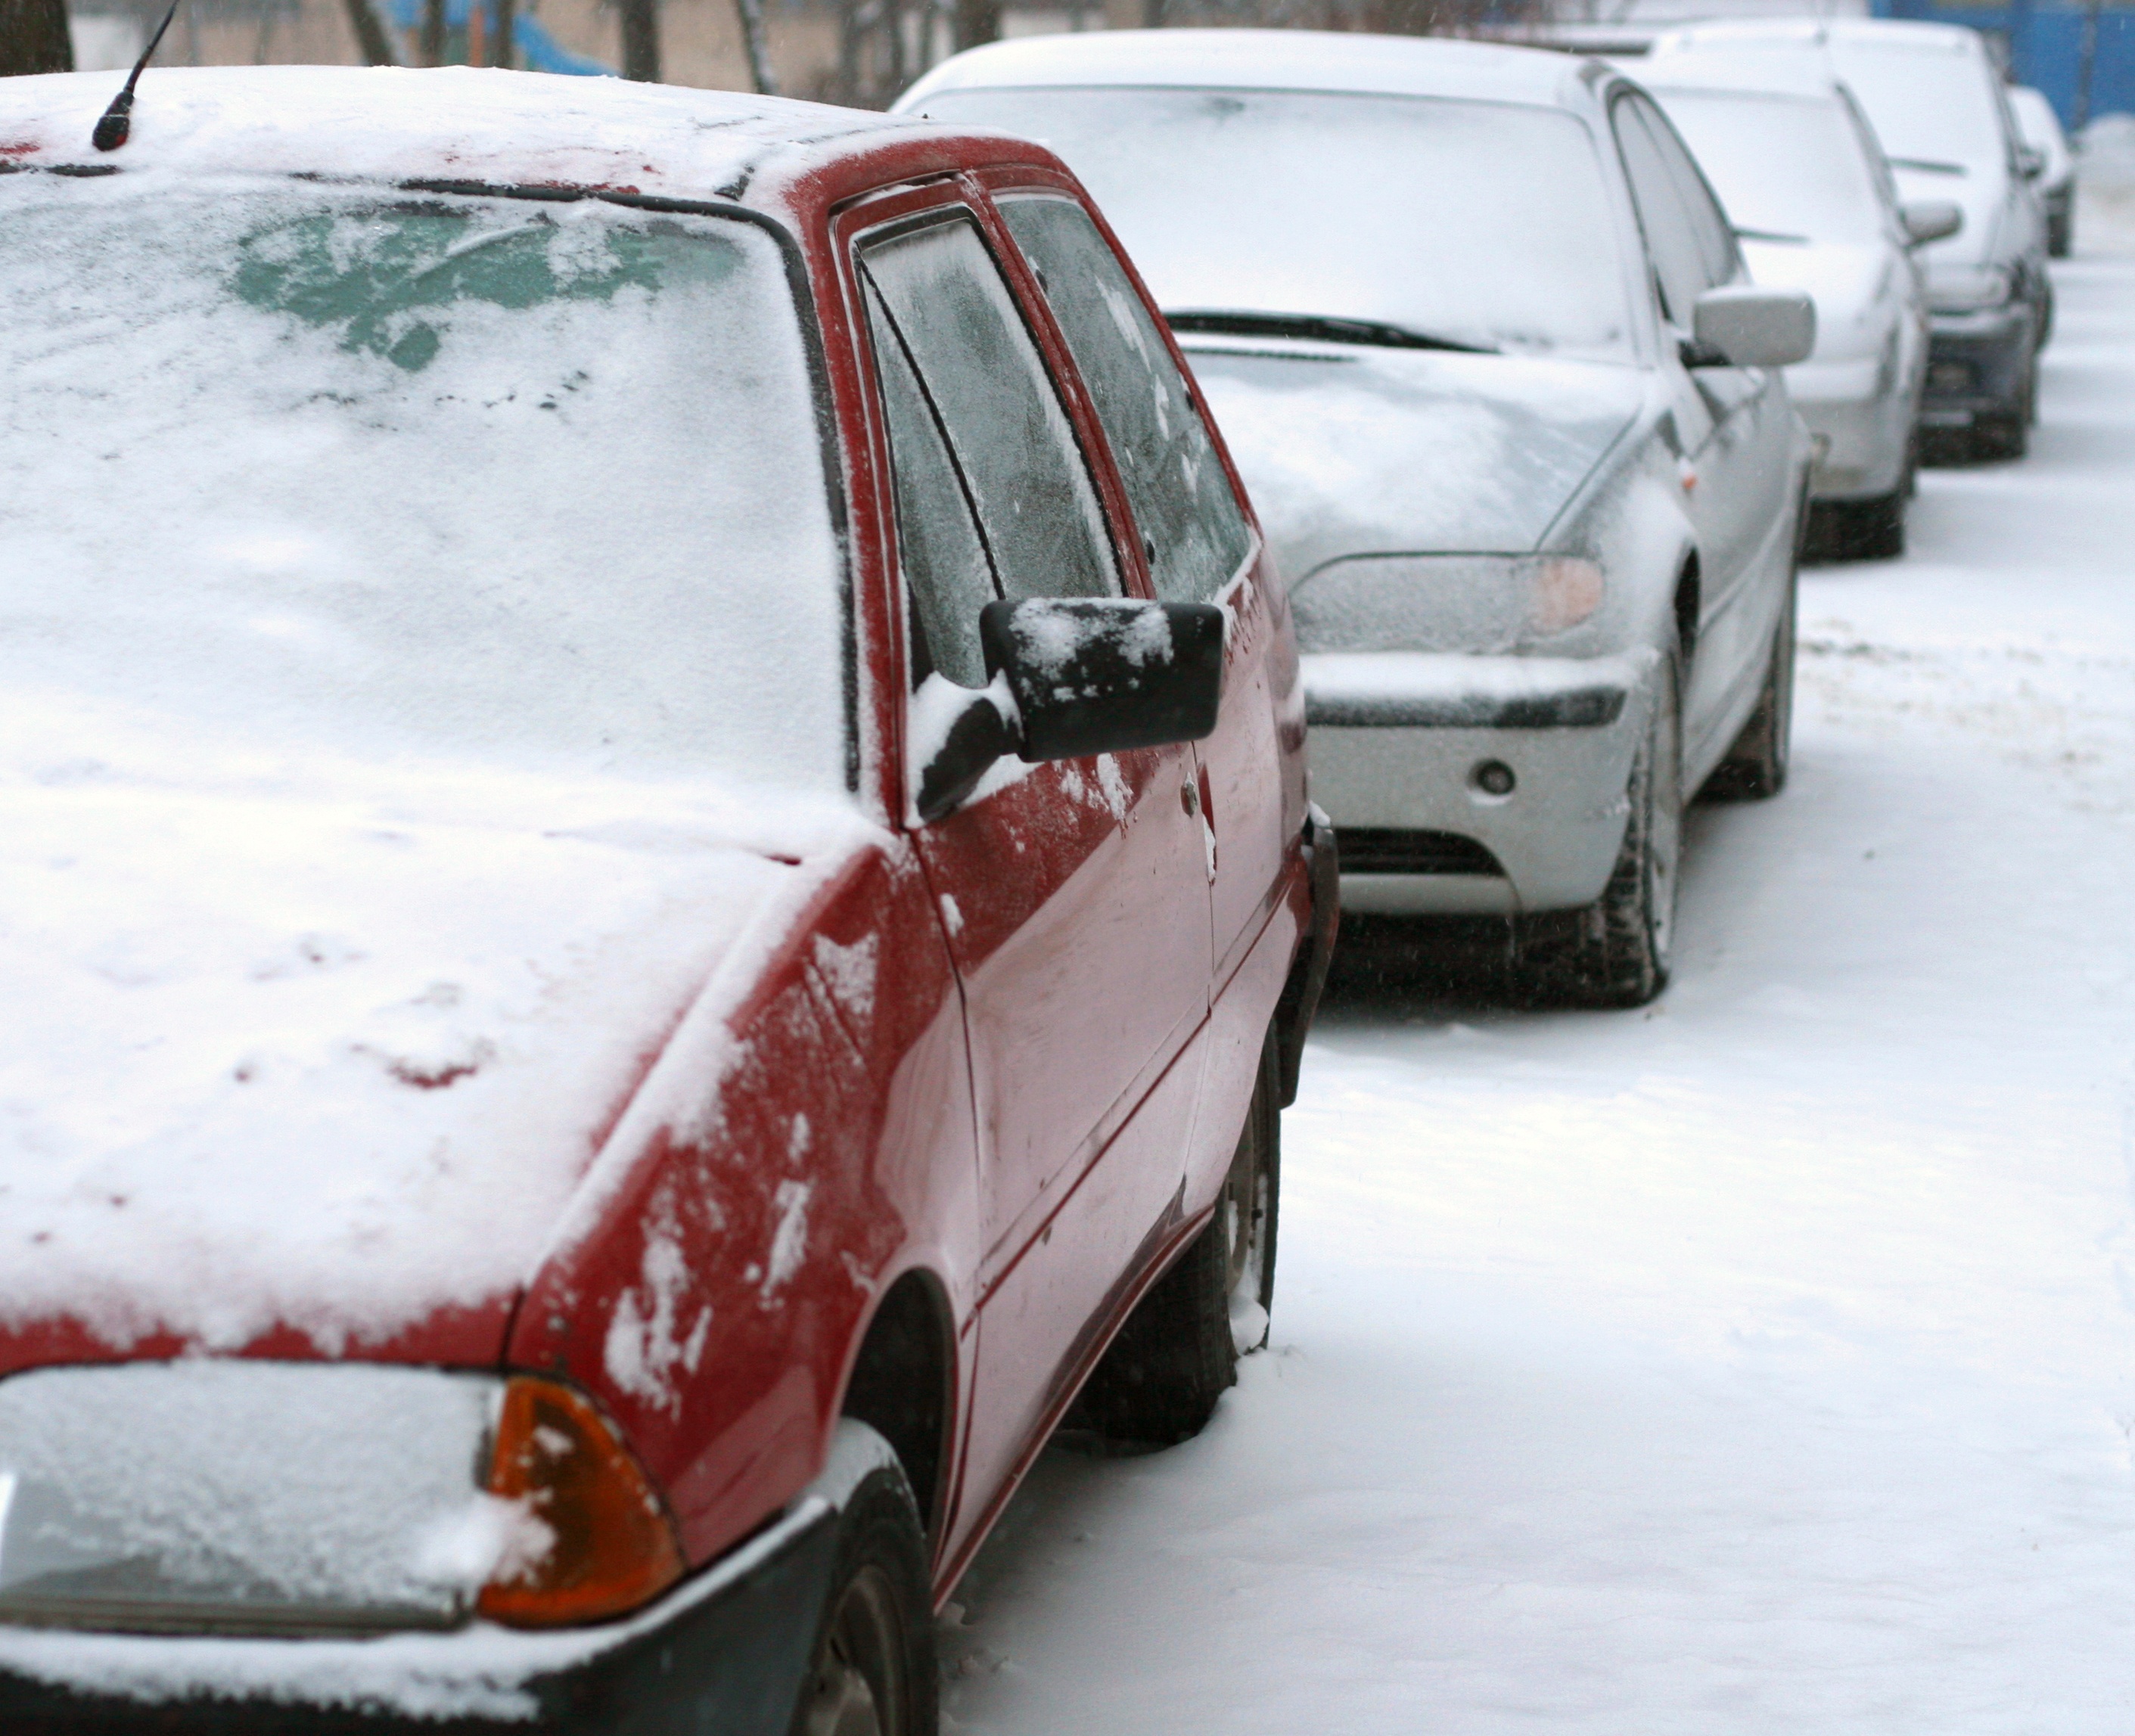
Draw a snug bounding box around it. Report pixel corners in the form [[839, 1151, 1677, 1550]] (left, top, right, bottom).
[[0, 1362, 536, 1634], [1290, 554, 1605, 654]]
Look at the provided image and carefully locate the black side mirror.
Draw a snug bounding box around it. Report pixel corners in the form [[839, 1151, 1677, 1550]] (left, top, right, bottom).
[[913, 597, 1226, 824]]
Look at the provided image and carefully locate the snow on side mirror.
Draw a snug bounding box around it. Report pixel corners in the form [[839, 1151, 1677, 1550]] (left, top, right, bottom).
[[1901, 200, 1965, 247], [981, 597, 1225, 764], [1688, 286, 1816, 370]]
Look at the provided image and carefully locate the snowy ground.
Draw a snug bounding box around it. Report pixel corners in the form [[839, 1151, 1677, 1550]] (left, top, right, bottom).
[[937, 241, 2135, 1727]]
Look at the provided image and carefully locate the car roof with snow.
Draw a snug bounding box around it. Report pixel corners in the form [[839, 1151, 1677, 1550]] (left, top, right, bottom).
[[1633, 46, 1849, 102], [1651, 17, 1991, 60], [0, 65, 974, 207], [902, 28, 1599, 110]]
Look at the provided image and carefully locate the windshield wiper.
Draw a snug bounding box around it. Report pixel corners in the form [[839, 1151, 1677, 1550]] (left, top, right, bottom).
[[1733, 227, 1813, 244], [1164, 309, 1496, 355], [1888, 157, 1968, 177]]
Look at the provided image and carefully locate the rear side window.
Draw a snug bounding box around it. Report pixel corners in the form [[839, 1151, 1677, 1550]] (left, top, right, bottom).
[[859, 216, 1118, 607], [999, 197, 1252, 604]]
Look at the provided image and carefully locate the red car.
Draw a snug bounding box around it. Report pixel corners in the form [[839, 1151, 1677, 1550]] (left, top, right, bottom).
[[0, 65, 1333, 1734]]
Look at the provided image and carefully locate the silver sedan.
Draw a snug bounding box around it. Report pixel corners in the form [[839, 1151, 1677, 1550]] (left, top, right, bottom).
[[899, 30, 1814, 1005]]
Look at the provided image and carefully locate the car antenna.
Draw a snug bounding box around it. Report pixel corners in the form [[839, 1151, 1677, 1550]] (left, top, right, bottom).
[[92, 0, 186, 153]]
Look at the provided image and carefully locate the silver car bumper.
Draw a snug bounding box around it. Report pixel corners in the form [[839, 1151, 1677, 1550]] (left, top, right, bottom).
[[1789, 368, 1912, 502], [1302, 651, 1652, 917]]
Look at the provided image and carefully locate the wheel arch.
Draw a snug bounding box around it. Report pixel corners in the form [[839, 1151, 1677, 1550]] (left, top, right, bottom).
[[838, 1266, 957, 1546]]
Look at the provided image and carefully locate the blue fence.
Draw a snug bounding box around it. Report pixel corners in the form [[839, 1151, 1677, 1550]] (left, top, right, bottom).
[[380, 0, 617, 76], [1874, 0, 2135, 129]]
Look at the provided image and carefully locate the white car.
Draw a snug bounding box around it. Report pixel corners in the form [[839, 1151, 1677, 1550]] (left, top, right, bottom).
[[1649, 19, 2052, 460], [1636, 51, 1943, 559], [2009, 85, 2075, 257], [899, 30, 1815, 1005]]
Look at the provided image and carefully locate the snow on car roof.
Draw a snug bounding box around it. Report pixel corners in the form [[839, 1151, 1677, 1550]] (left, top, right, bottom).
[[1635, 46, 1848, 103], [1650, 18, 1988, 61], [903, 27, 1596, 110], [0, 64, 927, 205]]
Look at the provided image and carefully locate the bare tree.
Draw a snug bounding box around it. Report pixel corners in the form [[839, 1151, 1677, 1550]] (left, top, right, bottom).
[[340, 0, 396, 64], [620, 0, 657, 79], [1, 0, 74, 75]]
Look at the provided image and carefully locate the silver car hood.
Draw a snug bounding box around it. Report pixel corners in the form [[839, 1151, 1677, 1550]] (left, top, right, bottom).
[[1182, 341, 1645, 580]]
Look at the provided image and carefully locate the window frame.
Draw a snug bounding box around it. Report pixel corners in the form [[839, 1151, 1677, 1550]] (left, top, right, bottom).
[[830, 172, 1161, 824]]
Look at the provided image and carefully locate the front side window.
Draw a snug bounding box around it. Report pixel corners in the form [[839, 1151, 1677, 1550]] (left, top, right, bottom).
[[859, 216, 1118, 609], [1613, 95, 1715, 328], [999, 197, 1252, 604], [0, 179, 846, 791]]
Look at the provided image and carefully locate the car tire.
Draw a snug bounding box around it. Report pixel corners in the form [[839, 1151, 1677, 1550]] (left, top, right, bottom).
[[790, 1436, 938, 1736], [2049, 209, 2073, 259], [1518, 648, 1683, 1008], [1076, 1039, 1279, 1446], [1970, 408, 2029, 461], [1703, 571, 1796, 801]]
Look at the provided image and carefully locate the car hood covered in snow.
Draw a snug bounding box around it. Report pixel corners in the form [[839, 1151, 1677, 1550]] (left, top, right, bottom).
[[0, 701, 873, 1365], [1183, 342, 1644, 581]]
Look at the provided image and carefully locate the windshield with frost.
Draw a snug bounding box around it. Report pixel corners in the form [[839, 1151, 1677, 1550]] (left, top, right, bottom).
[[1652, 91, 1886, 245], [1828, 43, 2005, 174], [914, 87, 1634, 359], [0, 179, 846, 791]]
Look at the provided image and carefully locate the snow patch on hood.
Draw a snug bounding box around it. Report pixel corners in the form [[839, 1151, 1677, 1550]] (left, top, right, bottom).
[[1186, 345, 1642, 577], [0, 694, 872, 1356]]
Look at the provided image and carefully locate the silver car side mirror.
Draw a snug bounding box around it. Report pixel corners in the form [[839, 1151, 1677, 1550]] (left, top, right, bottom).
[[1901, 200, 1965, 247], [1687, 286, 1816, 370]]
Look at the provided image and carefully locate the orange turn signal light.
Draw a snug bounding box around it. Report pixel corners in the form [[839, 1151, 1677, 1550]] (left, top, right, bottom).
[[477, 1377, 686, 1628]]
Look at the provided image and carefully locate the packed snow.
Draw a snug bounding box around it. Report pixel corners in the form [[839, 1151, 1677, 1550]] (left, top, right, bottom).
[[935, 241, 2135, 1730]]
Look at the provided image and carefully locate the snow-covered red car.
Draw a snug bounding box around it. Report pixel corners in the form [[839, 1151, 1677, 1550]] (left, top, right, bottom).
[[0, 65, 1334, 1734]]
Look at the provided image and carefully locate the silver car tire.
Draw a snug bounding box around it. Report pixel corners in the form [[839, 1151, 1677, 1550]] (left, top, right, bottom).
[[1518, 651, 1683, 1008]]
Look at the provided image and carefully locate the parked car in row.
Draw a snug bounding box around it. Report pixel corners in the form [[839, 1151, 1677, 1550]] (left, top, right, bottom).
[[0, 63, 1335, 1735], [2009, 83, 2076, 257], [1649, 18, 2052, 460], [903, 30, 1813, 1005], [1633, 49, 1944, 559]]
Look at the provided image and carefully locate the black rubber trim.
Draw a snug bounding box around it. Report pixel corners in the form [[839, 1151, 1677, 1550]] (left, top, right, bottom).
[[1271, 806, 1339, 1110], [0, 1507, 839, 1735], [1306, 687, 1627, 729]]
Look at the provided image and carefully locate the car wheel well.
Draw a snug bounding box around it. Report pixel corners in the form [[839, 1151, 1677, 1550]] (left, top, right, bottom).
[[1674, 557, 1701, 662], [840, 1270, 954, 1544]]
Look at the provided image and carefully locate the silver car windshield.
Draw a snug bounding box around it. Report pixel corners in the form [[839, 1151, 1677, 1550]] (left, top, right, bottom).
[[916, 87, 1636, 359], [1828, 44, 2004, 175], [1652, 91, 1887, 246], [0, 179, 846, 792]]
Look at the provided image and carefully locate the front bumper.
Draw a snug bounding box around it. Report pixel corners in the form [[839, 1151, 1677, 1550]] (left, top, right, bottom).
[[1303, 651, 1654, 918], [1789, 373, 1913, 502], [1920, 303, 2037, 428], [0, 1498, 840, 1734]]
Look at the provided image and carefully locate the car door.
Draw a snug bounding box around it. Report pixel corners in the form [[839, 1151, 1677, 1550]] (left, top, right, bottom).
[[990, 192, 1287, 995], [1612, 89, 1799, 765], [850, 203, 1217, 1547]]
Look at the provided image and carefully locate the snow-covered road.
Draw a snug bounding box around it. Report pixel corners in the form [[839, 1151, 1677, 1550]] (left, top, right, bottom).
[[939, 250, 2135, 1731]]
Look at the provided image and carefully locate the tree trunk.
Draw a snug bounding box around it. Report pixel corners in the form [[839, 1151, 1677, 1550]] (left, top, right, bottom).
[[418, 0, 443, 63], [492, 0, 513, 67], [339, 0, 397, 66], [733, 0, 775, 93], [953, 0, 997, 53], [619, 0, 658, 82], [0, 0, 75, 76]]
